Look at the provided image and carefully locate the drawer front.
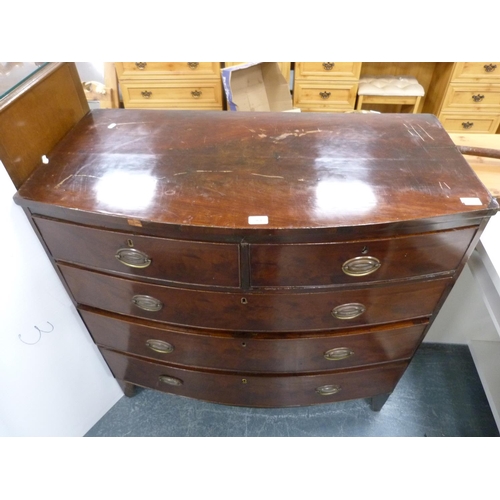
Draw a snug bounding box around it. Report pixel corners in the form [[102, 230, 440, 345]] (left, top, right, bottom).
[[100, 347, 409, 407], [81, 308, 427, 372], [121, 81, 223, 109], [439, 113, 500, 134], [451, 62, 500, 82], [250, 228, 476, 287], [295, 62, 362, 80], [293, 82, 358, 110], [61, 264, 452, 331], [443, 84, 500, 111], [34, 217, 240, 287], [116, 62, 221, 79]]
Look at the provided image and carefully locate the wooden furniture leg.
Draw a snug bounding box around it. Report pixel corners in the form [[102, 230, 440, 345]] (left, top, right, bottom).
[[117, 380, 137, 397], [370, 393, 391, 411]]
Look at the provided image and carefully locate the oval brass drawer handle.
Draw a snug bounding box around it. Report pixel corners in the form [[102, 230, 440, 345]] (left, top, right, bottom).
[[146, 339, 174, 354], [319, 91, 331, 99], [132, 295, 163, 312], [187, 62, 199, 69], [472, 94, 485, 102], [322, 62, 335, 70], [191, 90, 202, 98], [484, 64, 497, 73], [342, 256, 381, 277], [332, 303, 366, 320], [135, 62, 147, 70], [141, 90, 152, 99], [462, 121, 474, 129], [316, 384, 341, 396], [324, 347, 354, 361], [115, 248, 152, 268], [159, 375, 183, 386]]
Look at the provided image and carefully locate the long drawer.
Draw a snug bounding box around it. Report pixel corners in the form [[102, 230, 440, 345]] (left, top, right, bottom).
[[439, 113, 500, 134], [451, 62, 500, 81], [293, 82, 358, 111], [100, 347, 409, 407], [60, 264, 451, 331], [294, 62, 362, 80], [116, 62, 221, 79], [442, 84, 500, 111], [250, 227, 476, 287], [34, 217, 240, 287], [121, 81, 223, 109], [81, 307, 427, 372]]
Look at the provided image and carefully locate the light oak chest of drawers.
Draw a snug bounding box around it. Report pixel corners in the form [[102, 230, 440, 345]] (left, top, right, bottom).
[[423, 62, 500, 133], [293, 62, 362, 112], [115, 62, 223, 110], [14, 109, 498, 410]]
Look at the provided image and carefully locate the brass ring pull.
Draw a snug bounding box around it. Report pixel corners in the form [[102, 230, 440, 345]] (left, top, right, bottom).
[[472, 94, 485, 102], [316, 384, 341, 396], [146, 339, 174, 354], [462, 121, 474, 129], [159, 375, 183, 386], [342, 256, 381, 277], [319, 91, 331, 99], [141, 90, 152, 99], [187, 62, 199, 69], [135, 62, 147, 70], [484, 64, 497, 73], [322, 62, 335, 70], [324, 347, 354, 361], [191, 90, 202, 98], [132, 295, 163, 312], [115, 248, 152, 268], [332, 303, 366, 320]]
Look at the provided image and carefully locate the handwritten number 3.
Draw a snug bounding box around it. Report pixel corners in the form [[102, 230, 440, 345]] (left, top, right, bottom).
[[19, 322, 54, 345]]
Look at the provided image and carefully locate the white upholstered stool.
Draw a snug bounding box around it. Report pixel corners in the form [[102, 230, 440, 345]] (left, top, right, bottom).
[[356, 75, 425, 113]]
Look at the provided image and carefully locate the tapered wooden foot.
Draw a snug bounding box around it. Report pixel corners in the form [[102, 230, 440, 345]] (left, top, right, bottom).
[[117, 380, 136, 397], [370, 393, 391, 411]]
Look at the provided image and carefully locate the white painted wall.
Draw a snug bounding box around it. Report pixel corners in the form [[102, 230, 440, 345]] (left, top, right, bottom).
[[0, 162, 122, 437], [424, 213, 500, 345]]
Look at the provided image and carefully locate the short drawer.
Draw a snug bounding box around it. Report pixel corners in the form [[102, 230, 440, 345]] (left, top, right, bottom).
[[250, 228, 476, 287], [442, 84, 500, 111], [451, 62, 500, 82], [34, 217, 240, 287], [293, 82, 358, 111], [121, 81, 223, 109], [295, 62, 362, 80], [61, 264, 452, 331], [100, 347, 409, 407], [439, 113, 500, 134], [115, 62, 221, 79], [81, 307, 427, 372]]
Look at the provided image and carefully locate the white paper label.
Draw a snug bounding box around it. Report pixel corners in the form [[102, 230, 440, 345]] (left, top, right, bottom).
[[460, 197, 482, 206], [248, 216, 269, 225]]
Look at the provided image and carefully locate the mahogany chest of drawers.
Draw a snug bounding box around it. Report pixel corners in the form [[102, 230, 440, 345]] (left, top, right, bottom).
[[14, 109, 498, 410]]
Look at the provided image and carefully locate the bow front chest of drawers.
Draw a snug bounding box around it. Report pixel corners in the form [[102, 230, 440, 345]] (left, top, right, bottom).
[[9, 71, 499, 410]]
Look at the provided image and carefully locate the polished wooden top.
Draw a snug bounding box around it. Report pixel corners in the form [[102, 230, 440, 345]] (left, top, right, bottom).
[[16, 110, 498, 230]]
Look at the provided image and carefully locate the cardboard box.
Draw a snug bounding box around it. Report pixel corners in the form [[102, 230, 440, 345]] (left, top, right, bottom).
[[221, 62, 298, 112]]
